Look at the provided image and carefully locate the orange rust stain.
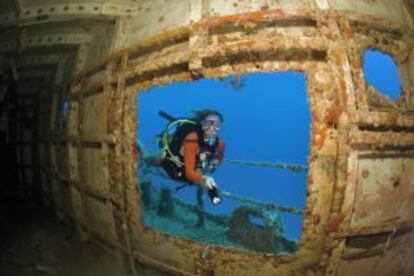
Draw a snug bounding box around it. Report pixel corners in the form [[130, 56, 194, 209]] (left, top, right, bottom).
[[191, 21, 208, 33], [328, 215, 343, 231], [355, 175, 410, 221], [325, 106, 341, 127], [338, 77, 345, 91], [208, 9, 283, 27], [132, 140, 138, 159], [312, 111, 319, 123], [351, 58, 361, 70], [308, 175, 314, 186], [202, 9, 311, 30], [312, 126, 328, 150], [337, 78, 348, 106], [343, 26, 354, 39], [333, 52, 342, 65]]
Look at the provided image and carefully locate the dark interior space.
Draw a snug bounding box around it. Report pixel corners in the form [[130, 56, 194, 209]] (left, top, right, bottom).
[[0, 72, 157, 276]]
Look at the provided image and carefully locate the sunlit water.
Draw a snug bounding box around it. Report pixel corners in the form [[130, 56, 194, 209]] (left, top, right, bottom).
[[137, 72, 310, 254]]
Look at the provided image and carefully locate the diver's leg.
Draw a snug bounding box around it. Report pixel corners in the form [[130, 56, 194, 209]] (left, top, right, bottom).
[[137, 140, 149, 159], [145, 152, 163, 167], [137, 140, 162, 167]]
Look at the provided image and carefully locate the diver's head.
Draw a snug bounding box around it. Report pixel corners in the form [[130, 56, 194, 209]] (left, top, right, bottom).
[[192, 109, 223, 145], [201, 113, 222, 138]]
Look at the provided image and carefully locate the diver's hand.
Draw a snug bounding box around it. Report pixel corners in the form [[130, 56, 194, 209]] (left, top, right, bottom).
[[200, 176, 217, 190], [201, 176, 221, 205]]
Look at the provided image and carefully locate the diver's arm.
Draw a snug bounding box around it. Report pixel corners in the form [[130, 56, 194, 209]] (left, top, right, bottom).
[[183, 133, 220, 206], [183, 132, 203, 183]]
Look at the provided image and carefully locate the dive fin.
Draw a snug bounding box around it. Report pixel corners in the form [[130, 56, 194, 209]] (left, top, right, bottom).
[[158, 111, 176, 122]]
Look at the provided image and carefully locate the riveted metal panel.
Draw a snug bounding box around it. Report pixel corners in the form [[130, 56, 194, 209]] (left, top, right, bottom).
[[84, 196, 117, 242], [351, 157, 414, 228], [82, 93, 108, 135]]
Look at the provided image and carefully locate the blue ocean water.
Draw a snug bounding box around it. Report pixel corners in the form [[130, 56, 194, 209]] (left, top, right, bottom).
[[363, 49, 402, 101], [137, 72, 309, 249]]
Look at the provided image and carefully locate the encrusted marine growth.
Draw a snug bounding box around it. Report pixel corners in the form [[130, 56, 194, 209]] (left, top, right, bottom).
[[227, 206, 297, 253], [3, 0, 413, 274]]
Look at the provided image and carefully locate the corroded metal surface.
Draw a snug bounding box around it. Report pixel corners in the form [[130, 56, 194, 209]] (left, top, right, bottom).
[[1, 1, 414, 275]]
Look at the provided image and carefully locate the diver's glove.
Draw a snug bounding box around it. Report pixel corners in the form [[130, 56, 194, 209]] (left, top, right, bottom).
[[200, 176, 221, 205]]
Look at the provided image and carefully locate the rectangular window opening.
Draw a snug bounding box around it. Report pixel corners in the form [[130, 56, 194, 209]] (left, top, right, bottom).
[[136, 72, 310, 255]]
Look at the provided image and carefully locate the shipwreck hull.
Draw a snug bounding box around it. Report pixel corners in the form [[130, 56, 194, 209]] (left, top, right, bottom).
[[1, 1, 414, 275]]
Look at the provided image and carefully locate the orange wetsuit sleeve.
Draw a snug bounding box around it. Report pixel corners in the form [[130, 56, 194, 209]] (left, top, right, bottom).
[[183, 132, 203, 183]]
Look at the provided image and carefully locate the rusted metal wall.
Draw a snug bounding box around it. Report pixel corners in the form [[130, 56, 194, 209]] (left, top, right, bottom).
[[1, 0, 413, 275]]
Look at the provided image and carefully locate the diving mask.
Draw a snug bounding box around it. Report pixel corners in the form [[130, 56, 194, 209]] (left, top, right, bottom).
[[201, 119, 222, 131]]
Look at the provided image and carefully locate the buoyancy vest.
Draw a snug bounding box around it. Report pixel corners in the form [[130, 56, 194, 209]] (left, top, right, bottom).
[[159, 118, 219, 182]]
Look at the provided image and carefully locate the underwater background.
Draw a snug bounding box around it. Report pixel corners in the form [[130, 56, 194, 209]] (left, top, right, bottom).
[[136, 50, 401, 254]]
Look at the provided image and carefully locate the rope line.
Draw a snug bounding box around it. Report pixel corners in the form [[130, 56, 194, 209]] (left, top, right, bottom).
[[142, 168, 303, 215], [219, 191, 303, 215], [223, 158, 307, 172]]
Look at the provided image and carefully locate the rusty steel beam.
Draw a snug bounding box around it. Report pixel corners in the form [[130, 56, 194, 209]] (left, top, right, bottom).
[[118, 52, 137, 275], [69, 82, 105, 101], [69, 9, 414, 85], [355, 111, 414, 129], [193, 8, 316, 32], [334, 220, 414, 238], [349, 128, 414, 150]]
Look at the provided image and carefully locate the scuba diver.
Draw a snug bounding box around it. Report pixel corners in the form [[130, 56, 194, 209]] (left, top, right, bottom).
[[138, 109, 225, 206]]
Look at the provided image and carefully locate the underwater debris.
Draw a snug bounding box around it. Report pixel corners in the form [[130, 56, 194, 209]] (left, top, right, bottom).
[[139, 178, 299, 254], [227, 206, 297, 254]]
